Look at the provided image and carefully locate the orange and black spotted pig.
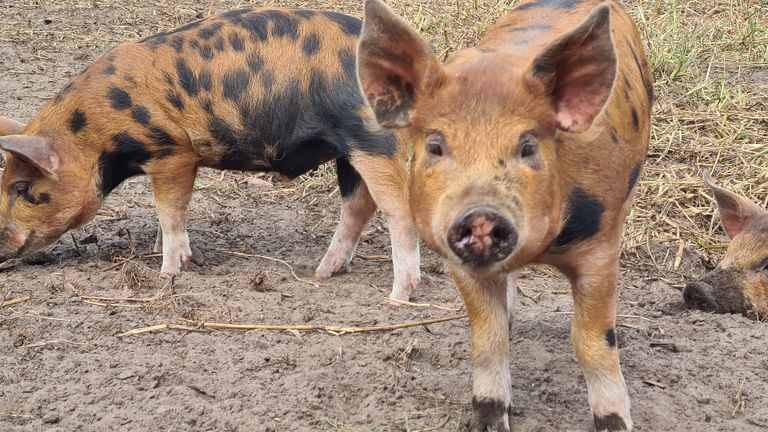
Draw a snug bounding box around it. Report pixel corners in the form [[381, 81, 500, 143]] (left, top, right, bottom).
[[684, 173, 768, 320], [357, 0, 652, 430], [0, 8, 421, 301]]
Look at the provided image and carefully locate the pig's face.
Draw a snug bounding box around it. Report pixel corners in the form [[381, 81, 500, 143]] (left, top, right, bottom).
[[0, 121, 100, 260], [357, 1, 616, 274], [403, 74, 562, 272], [684, 173, 768, 320]]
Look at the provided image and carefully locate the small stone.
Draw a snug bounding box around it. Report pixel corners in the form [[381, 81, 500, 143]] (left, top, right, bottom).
[[42, 413, 60, 424], [247, 177, 274, 190]]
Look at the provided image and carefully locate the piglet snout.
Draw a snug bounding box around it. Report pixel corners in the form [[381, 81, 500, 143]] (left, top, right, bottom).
[[683, 282, 717, 311], [447, 206, 517, 267]]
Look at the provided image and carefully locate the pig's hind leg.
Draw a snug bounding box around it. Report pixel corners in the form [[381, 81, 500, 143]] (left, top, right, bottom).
[[148, 162, 203, 275], [315, 158, 376, 280]]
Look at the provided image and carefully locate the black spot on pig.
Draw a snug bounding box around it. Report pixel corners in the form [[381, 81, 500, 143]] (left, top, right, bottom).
[[99, 133, 151, 195], [166, 91, 185, 110], [321, 12, 361, 35], [336, 157, 362, 199], [132, 106, 151, 125], [229, 33, 245, 51], [222, 69, 251, 101], [108, 86, 133, 110], [68, 109, 87, 134], [265, 11, 299, 40], [302, 33, 321, 56], [605, 328, 616, 348], [631, 107, 639, 131], [198, 23, 222, 40], [626, 162, 642, 200], [54, 82, 75, 104], [516, 0, 582, 11], [554, 188, 604, 247], [247, 51, 264, 73], [176, 58, 199, 96]]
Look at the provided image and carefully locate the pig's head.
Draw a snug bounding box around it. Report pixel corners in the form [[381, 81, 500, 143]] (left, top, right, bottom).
[[357, 0, 616, 274], [683, 173, 768, 320], [0, 117, 100, 260]]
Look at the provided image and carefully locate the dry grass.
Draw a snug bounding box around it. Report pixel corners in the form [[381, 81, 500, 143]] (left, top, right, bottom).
[[1, 0, 766, 283]]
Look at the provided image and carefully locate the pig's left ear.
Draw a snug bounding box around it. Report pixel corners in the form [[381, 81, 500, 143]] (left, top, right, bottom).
[[526, 4, 617, 133], [357, 0, 445, 128], [703, 171, 764, 239], [0, 135, 60, 180]]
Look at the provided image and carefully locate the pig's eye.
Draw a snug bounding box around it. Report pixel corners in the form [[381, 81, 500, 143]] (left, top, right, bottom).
[[761, 260, 768, 275], [518, 131, 539, 159], [425, 132, 446, 158], [14, 181, 31, 197]]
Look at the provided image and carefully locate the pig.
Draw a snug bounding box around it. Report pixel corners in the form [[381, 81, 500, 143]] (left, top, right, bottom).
[[683, 172, 768, 320], [0, 7, 421, 301], [357, 0, 652, 430]]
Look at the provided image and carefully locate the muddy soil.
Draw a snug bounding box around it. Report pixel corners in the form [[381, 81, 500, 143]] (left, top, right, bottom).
[[1, 1, 767, 431]]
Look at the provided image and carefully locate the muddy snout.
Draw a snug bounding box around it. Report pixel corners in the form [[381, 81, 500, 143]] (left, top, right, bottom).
[[447, 206, 517, 267], [683, 282, 718, 312]]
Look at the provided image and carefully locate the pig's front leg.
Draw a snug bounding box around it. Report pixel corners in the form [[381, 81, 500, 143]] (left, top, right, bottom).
[[149, 163, 203, 275], [351, 152, 420, 302], [451, 267, 512, 432], [568, 244, 632, 432]]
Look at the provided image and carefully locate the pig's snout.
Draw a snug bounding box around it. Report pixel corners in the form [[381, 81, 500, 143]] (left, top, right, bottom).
[[447, 206, 517, 267], [683, 282, 718, 312]]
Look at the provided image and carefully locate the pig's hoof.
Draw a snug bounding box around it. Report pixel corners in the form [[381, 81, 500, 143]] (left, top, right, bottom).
[[313, 263, 349, 281], [594, 413, 631, 432], [471, 398, 511, 432], [388, 274, 420, 303], [189, 246, 205, 267]]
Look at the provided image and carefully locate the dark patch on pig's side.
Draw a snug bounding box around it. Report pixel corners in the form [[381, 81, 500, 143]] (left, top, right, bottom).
[[605, 328, 616, 348], [108, 86, 133, 111], [471, 397, 508, 426], [148, 126, 176, 149], [105, 63, 117, 75], [302, 33, 321, 56], [336, 157, 362, 199], [630, 47, 654, 105], [321, 12, 362, 35], [229, 33, 245, 52], [169, 36, 185, 53], [631, 107, 639, 131], [199, 69, 213, 92], [213, 36, 226, 52], [99, 133, 152, 196], [294, 10, 317, 20], [198, 22, 222, 40], [594, 413, 627, 431], [626, 162, 642, 200], [201, 99, 214, 115], [338, 49, 356, 76], [68, 109, 87, 134], [261, 70, 276, 93], [131, 106, 151, 125], [198, 43, 215, 60], [176, 58, 200, 97], [515, 0, 582, 11], [222, 69, 251, 101], [247, 52, 264, 73], [554, 188, 604, 247], [222, 9, 270, 42], [54, 82, 75, 104], [166, 91, 185, 110], [265, 10, 299, 40]]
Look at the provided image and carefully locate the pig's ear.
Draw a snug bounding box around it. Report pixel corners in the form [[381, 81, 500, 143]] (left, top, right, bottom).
[[703, 171, 764, 239], [0, 135, 60, 180], [357, 0, 444, 128], [526, 4, 616, 133], [0, 117, 25, 136]]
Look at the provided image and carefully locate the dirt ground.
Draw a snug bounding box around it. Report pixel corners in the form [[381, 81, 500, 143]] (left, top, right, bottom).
[[1, 1, 767, 431]]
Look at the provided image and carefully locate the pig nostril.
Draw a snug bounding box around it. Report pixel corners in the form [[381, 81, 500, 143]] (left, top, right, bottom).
[[491, 226, 509, 242], [460, 227, 473, 240]]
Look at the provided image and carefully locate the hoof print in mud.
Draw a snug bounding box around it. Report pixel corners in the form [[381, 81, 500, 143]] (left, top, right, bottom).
[[594, 413, 629, 432], [471, 397, 511, 432]]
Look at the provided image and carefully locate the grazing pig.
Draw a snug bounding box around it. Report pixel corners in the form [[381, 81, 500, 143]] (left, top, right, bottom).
[[0, 8, 421, 301], [683, 173, 768, 320], [357, 0, 652, 430]]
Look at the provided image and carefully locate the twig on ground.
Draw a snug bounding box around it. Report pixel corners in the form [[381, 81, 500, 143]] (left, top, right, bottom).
[[214, 248, 319, 286], [1, 296, 30, 308], [118, 314, 467, 338]]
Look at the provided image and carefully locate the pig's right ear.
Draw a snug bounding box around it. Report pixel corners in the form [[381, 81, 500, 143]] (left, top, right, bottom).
[[703, 171, 764, 239], [357, 0, 444, 128], [0, 135, 60, 180], [0, 117, 25, 136]]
